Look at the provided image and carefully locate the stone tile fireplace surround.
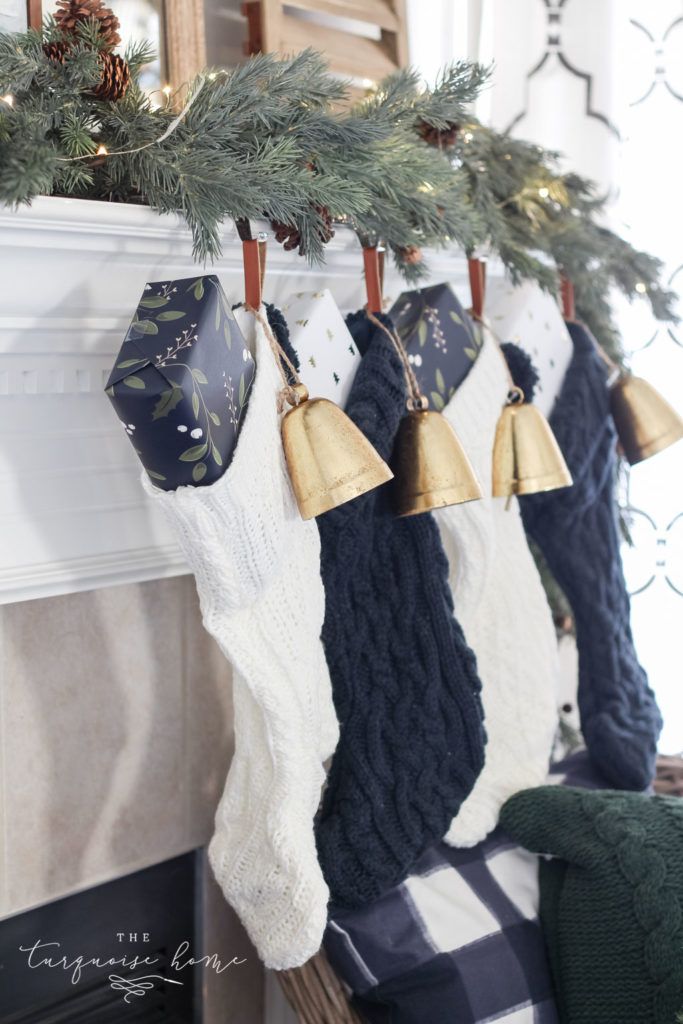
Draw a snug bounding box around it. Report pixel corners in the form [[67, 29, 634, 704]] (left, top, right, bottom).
[[0, 578, 263, 1022]]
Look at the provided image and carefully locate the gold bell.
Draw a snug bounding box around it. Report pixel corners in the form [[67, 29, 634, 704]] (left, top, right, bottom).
[[610, 374, 683, 466], [392, 400, 483, 517], [282, 383, 393, 520], [492, 387, 573, 497]]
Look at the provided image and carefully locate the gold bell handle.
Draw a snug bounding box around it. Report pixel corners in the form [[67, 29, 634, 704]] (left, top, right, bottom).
[[286, 381, 309, 407], [506, 385, 525, 406]]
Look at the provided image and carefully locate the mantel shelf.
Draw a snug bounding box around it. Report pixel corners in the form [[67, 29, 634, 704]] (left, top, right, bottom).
[[0, 196, 501, 605]]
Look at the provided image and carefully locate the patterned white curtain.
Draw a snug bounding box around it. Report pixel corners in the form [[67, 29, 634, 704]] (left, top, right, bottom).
[[465, 0, 683, 753]]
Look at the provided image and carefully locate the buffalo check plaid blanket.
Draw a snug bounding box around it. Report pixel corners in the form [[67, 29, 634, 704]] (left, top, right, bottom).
[[324, 752, 608, 1024]]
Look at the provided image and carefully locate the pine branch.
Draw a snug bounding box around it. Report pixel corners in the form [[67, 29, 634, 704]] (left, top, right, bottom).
[[59, 109, 98, 156], [329, 69, 486, 271], [414, 60, 492, 128], [123, 39, 156, 77]]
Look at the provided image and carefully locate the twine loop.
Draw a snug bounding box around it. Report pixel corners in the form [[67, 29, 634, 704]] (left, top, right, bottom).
[[245, 304, 304, 412], [471, 309, 528, 403], [365, 307, 427, 411]]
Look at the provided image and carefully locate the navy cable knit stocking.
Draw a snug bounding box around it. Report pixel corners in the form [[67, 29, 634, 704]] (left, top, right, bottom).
[[314, 311, 486, 908], [517, 322, 662, 791]]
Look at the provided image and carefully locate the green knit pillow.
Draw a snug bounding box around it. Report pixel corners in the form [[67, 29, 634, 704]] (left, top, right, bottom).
[[500, 786, 683, 1024]]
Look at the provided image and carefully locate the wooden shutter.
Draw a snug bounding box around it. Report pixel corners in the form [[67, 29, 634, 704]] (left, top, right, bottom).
[[243, 0, 408, 85]]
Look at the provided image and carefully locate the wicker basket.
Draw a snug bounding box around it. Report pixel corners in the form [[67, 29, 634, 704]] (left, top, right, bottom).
[[654, 753, 683, 797], [276, 950, 362, 1024]]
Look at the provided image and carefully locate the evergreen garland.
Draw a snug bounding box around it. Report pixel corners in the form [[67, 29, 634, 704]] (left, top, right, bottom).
[[335, 64, 490, 281], [0, 24, 373, 261], [446, 122, 677, 358], [0, 16, 677, 358]]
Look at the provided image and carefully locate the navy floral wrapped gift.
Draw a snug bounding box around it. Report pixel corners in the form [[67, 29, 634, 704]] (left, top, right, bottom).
[[105, 275, 255, 490], [389, 284, 482, 409]]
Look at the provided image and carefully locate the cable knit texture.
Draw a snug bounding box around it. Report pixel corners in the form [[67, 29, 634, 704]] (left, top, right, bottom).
[[501, 785, 683, 1024], [436, 330, 559, 847], [314, 311, 486, 908], [517, 321, 662, 790], [142, 307, 338, 969]]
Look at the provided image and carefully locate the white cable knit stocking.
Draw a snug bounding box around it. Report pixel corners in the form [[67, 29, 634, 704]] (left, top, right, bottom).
[[435, 328, 560, 848], [142, 308, 338, 969]]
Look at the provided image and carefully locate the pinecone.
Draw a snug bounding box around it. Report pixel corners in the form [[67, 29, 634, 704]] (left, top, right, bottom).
[[92, 51, 130, 101], [271, 205, 335, 257], [42, 40, 70, 65], [397, 244, 423, 266], [314, 204, 335, 247], [417, 119, 460, 149], [54, 0, 121, 50], [271, 220, 301, 253]]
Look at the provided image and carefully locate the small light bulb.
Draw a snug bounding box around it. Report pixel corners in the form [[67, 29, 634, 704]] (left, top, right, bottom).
[[162, 84, 172, 97], [96, 144, 108, 156], [208, 72, 217, 81], [538, 186, 550, 198], [635, 281, 647, 294], [361, 78, 375, 89], [1, 93, 14, 107], [463, 131, 474, 143]]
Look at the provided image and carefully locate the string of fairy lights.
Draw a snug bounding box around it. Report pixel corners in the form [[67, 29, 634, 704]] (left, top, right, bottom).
[[0, 84, 655, 298], [1, 77, 204, 160]]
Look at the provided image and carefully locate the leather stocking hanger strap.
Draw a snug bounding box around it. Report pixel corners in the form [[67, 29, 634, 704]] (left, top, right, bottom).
[[242, 237, 267, 309], [560, 274, 576, 322], [363, 246, 384, 314], [243, 238, 262, 310], [236, 219, 267, 310], [468, 256, 486, 321]]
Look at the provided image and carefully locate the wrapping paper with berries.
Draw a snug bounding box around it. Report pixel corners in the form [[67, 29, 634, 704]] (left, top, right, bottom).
[[389, 284, 481, 410], [105, 275, 255, 490], [280, 289, 361, 407]]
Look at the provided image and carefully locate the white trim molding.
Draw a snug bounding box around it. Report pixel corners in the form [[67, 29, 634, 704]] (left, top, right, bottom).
[[0, 196, 492, 605]]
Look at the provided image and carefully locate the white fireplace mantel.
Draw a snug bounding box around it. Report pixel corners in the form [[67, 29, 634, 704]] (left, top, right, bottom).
[[0, 196, 495, 605]]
